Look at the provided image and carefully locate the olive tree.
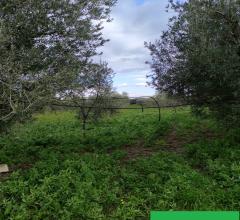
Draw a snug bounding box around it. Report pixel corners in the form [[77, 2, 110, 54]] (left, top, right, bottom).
[[55, 61, 115, 127], [0, 0, 116, 131], [146, 0, 240, 122]]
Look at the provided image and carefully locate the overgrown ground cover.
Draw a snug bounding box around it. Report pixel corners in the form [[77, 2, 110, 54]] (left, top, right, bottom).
[[0, 108, 240, 219]]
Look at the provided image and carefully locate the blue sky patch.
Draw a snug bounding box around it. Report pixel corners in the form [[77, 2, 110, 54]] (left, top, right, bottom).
[[135, 0, 145, 6]]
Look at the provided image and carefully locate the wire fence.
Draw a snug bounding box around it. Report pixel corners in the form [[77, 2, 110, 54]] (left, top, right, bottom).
[[51, 96, 188, 132], [50, 96, 240, 133]]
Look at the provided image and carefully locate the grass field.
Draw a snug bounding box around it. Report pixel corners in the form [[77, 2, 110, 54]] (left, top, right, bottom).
[[0, 108, 240, 219]]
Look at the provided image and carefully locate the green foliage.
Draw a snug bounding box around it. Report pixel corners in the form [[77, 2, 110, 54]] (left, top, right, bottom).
[[0, 110, 170, 164], [185, 133, 240, 186], [146, 0, 240, 123], [0, 0, 116, 130], [0, 109, 240, 219]]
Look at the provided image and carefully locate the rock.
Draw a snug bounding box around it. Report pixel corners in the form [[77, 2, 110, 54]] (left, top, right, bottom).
[[0, 164, 9, 173]]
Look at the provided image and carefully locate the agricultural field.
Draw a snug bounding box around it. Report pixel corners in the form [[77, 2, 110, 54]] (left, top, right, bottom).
[[0, 108, 240, 219]]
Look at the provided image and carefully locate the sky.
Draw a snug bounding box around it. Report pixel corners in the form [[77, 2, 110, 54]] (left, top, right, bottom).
[[98, 0, 174, 97]]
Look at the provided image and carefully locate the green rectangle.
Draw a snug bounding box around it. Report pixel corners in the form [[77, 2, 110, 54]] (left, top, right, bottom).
[[151, 211, 239, 220]]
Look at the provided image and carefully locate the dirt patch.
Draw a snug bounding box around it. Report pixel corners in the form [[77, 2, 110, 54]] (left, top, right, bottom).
[[108, 139, 159, 163], [0, 172, 11, 181], [114, 126, 223, 162], [162, 128, 187, 154], [0, 163, 33, 181], [13, 163, 33, 170], [159, 126, 223, 154], [120, 144, 156, 162]]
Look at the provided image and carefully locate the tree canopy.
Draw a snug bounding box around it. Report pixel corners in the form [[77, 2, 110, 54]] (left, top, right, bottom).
[[0, 0, 116, 131], [146, 0, 240, 121]]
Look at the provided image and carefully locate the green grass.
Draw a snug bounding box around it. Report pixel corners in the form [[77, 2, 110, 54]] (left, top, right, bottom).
[[0, 108, 240, 219]]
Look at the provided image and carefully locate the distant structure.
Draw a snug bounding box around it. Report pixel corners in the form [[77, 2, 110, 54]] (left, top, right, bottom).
[[129, 99, 137, 105]]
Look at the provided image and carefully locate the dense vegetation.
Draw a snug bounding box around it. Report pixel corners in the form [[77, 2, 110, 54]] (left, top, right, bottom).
[[0, 0, 116, 130], [0, 108, 240, 219], [146, 0, 240, 122], [0, 0, 239, 219]]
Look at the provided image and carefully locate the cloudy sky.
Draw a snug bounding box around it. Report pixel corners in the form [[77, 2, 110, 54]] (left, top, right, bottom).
[[98, 0, 175, 97]]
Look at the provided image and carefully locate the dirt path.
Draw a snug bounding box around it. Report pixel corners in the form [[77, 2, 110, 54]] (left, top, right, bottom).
[[111, 125, 222, 163]]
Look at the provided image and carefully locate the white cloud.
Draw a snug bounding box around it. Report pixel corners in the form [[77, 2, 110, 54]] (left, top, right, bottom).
[[117, 83, 128, 88], [136, 82, 147, 87], [98, 0, 174, 96], [136, 77, 146, 82]]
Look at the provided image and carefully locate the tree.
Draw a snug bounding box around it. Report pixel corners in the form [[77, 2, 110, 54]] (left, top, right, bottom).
[[146, 0, 240, 122], [121, 92, 129, 98], [55, 61, 115, 127], [0, 0, 116, 131]]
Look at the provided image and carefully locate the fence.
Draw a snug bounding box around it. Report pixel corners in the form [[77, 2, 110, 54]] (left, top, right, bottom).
[[51, 96, 187, 132]]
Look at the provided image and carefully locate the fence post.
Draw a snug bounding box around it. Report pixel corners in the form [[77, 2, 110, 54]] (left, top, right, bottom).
[[150, 96, 161, 121]]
